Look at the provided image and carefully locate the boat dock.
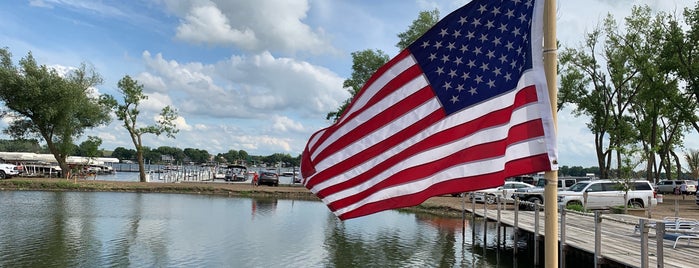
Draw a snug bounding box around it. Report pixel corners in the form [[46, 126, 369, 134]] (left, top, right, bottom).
[[466, 200, 699, 267]]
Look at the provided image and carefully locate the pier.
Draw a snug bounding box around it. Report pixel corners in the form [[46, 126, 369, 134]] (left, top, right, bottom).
[[465, 198, 699, 267]]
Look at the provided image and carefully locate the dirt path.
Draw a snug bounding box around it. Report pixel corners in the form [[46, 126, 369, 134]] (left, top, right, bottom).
[[3, 177, 698, 220]]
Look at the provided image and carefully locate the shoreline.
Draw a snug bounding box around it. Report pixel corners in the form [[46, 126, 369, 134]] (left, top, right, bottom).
[[2, 177, 698, 220]]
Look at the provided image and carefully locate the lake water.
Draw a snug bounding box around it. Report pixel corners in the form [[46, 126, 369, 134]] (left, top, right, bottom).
[[0, 191, 538, 267]]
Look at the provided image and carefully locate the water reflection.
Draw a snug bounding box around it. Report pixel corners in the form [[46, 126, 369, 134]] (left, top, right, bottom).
[[0, 191, 536, 267]]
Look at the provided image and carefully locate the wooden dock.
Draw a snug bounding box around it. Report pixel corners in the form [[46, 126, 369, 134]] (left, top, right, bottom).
[[466, 203, 699, 268]]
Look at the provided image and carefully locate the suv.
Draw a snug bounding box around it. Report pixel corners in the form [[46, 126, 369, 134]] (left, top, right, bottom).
[[512, 177, 580, 206], [0, 163, 20, 179], [655, 180, 697, 195], [557, 180, 657, 209]]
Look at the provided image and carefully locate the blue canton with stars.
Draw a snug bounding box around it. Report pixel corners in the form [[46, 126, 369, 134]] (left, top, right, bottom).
[[408, 0, 535, 116]]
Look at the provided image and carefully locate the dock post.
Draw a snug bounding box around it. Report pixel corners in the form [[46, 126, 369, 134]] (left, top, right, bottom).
[[560, 204, 566, 268], [639, 218, 649, 268], [656, 222, 664, 268], [594, 211, 602, 268], [497, 196, 502, 249], [483, 197, 488, 247], [513, 198, 519, 256], [471, 194, 476, 246], [461, 193, 466, 243], [534, 200, 540, 266]]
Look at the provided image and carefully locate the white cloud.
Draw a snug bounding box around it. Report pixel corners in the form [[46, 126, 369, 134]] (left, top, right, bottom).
[[163, 0, 335, 54], [175, 3, 258, 50], [139, 50, 348, 119], [272, 115, 304, 133]]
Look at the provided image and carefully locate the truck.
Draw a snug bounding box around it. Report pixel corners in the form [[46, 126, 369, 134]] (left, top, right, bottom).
[[511, 177, 582, 208], [0, 163, 20, 179]]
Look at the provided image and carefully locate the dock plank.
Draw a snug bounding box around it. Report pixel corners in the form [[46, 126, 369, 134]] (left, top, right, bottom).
[[466, 205, 698, 268]]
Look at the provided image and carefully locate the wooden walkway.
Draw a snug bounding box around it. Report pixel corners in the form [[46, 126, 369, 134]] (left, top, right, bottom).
[[466, 205, 699, 268]]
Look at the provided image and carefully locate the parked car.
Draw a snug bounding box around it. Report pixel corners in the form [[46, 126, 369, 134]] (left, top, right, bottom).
[[655, 180, 697, 195], [257, 171, 279, 186], [557, 180, 657, 209], [0, 163, 20, 179], [512, 177, 581, 207], [470, 181, 535, 204]]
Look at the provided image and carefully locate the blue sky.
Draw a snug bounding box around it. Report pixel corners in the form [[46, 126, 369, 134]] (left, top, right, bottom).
[[0, 0, 696, 168]]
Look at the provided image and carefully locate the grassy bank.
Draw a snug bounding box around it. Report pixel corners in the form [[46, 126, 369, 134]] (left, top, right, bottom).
[[0, 178, 318, 200]]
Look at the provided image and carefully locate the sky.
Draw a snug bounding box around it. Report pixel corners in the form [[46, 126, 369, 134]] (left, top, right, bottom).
[[0, 0, 696, 168]]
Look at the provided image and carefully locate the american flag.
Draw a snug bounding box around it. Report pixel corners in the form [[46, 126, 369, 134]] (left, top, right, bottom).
[[301, 0, 557, 220]]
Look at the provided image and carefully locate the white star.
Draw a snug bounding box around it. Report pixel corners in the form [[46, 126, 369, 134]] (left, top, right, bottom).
[[499, 54, 508, 63], [441, 55, 450, 63], [469, 87, 478, 95], [485, 20, 495, 29], [504, 72, 512, 81], [454, 56, 463, 66], [493, 67, 502, 76], [448, 69, 457, 78], [478, 4, 488, 14], [421, 41, 430, 48], [519, 13, 528, 23], [467, 60, 477, 68], [466, 31, 475, 40], [510, 60, 518, 69], [491, 7, 501, 16], [456, 84, 465, 92], [492, 37, 501, 46], [439, 28, 449, 37], [443, 81, 452, 90], [499, 23, 508, 33], [452, 30, 461, 38], [505, 9, 515, 19], [505, 41, 515, 51], [450, 95, 459, 103], [471, 18, 481, 27], [473, 47, 482, 55], [461, 72, 471, 80], [513, 27, 521, 37], [487, 79, 496, 88], [446, 42, 456, 50], [475, 75, 483, 84], [486, 50, 495, 59], [479, 34, 488, 43], [480, 63, 489, 71], [435, 67, 445, 75], [428, 53, 437, 61], [433, 41, 443, 49], [458, 16, 468, 25]]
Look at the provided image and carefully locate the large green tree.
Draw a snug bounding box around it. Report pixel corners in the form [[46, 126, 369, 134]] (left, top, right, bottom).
[[560, 6, 692, 181], [0, 48, 112, 176], [102, 75, 179, 182]]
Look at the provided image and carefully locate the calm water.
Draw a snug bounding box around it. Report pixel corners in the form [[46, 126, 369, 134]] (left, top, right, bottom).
[[0, 191, 536, 267]]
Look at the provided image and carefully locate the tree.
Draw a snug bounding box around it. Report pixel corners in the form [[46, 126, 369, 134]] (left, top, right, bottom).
[[102, 75, 179, 182], [111, 146, 136, 161], [326, 10, 439, 122], [685, 149, 699, 180], [396, 9, 440, 50], [326, 49, 389, 121], [0, 48, 112, 177], [559, 6, 688, 181], [76, 136, 103, 157]]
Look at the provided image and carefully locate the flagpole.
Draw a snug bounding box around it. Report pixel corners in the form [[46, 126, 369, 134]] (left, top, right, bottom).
[[543, 0, 559, 267]]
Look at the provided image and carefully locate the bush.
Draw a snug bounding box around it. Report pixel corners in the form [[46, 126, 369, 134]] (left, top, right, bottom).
[[566, 203, 589, 213]]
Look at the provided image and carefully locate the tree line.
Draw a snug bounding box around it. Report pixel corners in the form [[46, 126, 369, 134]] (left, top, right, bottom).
[[0, 139, 301, 168]]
